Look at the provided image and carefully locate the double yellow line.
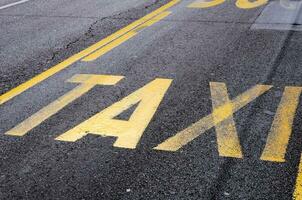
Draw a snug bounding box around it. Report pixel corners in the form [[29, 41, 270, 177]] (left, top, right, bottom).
[[0, 0, 180, 106]]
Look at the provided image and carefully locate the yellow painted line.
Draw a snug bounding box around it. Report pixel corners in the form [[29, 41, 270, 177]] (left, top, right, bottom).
[[210, 82, 243, 158], [82, 31, 138, 62], [236, 0, 268, 9], [188, 0, 225, 8], [154, 83, 272, 152], [0, 0, 180, 106], [56, 78, 172, 149], [133, 11, 171, 32], [82, 11, 171, 62], [294, 154, 302, 200], [5, 74, 124, 136], [261, 87, 302, 162]]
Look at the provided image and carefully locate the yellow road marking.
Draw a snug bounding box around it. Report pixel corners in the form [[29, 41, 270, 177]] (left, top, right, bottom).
[[211, 82, 243, 158], [188, 0, 225, 8], [154, 83, 272, 152], [0, 0, 179, 106], [5, 74, 124, 136], [261, 87, 302, 162], [294, 154, 302, 200], [56, 78, 172, 149], [82, 31, 138, 62], [236, 0, 268, 9], [188, 0, 267, 9], [82, 11, 171, 62]]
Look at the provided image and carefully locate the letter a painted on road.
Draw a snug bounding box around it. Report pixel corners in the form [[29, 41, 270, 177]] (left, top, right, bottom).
[[56, 78, 172, 149]]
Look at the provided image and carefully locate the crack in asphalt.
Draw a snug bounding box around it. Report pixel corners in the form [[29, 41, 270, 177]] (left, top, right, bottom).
[[0, 0, 170, 95]]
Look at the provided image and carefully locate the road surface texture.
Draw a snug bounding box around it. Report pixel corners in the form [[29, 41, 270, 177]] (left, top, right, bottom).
[[1, 0, 302, 199]]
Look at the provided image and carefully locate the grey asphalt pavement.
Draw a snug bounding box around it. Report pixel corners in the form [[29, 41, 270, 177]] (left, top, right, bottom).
[[1, 0, 302, 199]]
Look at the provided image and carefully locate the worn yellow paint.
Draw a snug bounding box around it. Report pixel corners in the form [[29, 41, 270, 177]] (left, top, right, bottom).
[[134, 11, 171, 30], [236, 0, 268, 9], [261, 87, 302, 162], [210, 82, 243, 158], [294, 154, 302, 200], [82, 31, 138, 62], [82, 11, 171, 62], [5, 74, 124, 136], [56, 78, 172, 149], [154, 83, 272, 152], [188, 0, 225, 8], [0, 0, 179, 106]]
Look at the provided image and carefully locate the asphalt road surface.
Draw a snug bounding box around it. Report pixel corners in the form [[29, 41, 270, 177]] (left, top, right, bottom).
[[1, 0, 302, 199]]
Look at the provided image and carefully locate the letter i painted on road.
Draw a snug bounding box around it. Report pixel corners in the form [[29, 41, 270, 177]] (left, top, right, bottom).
[[261, 87, 302, 162], [56, 78, 173, 149]]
